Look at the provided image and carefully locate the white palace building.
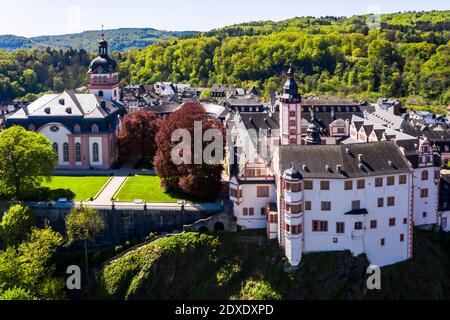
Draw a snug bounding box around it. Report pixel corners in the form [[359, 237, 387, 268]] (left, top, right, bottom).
[[229, 66, 442, 268]]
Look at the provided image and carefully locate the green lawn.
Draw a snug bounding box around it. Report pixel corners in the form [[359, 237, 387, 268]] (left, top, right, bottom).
[[42, 176, 110, 201], [115, 176, 189, 203]]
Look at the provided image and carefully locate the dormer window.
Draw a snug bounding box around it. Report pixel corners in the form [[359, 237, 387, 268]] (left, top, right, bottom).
[[74, 124, 81, 133], [44, 107, 51, 114], [92, 124, 99, 133], [66, 107, 72, 114]]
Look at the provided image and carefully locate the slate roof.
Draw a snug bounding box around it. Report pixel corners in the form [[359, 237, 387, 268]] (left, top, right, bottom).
[[222, 96, 263, 107], [8, 90, 124, 120], [279, 141, 412, 179], [239, 112, 280, 131]]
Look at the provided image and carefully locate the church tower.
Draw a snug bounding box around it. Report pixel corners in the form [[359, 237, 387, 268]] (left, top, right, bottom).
[[279, 64, 302, 145], [88, 31, 120, 102]]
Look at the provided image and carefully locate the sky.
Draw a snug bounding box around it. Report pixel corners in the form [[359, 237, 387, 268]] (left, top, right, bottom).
[[1, 0, 449, 37]]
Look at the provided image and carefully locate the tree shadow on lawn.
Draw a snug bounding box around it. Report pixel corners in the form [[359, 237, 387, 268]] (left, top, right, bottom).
[[162, 188, 210, 203], [19, 187, 76, 202]]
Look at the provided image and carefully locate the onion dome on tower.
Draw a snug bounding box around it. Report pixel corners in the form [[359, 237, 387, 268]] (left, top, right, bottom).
[[88, 32, 117, 74], [280, 63, 301, 102], [305, 123, 322, 145], [283, 164, 303, 181]]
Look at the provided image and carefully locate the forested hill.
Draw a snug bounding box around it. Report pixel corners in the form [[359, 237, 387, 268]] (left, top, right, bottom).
[[1, 11, 449, 108], [122, 10, 450, 107], [0, 28, 198, 52]]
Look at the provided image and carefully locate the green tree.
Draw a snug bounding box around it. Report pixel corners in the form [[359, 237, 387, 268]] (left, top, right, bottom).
[[22, 69, 37, 92], [0, 126, 57, 199], [65, 206, 105, 284], [0, 227, 64, 300], [0, 287, 37, 300], [199, 88, 212, 100], [0, 205, 36, 246]]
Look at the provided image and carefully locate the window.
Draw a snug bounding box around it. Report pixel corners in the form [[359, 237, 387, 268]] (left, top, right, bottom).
[[357, 179, 365, 189], [285, 224, 291, 233], [74, 124, 81, 133], [321, 201, 331, 211], [400, 234, 405, 242], [389, 218, 396, 227], [375, 177, 383, 187], [261, 208, 266, 216], [289, 138, 296, 144], [289, 111, 296, 117], [422, 212, 427, 218], [290, 129, 296, 135], [93, 143, 99, 162], [336, 222, 345, 234], [313, 220, 328, 232], [290, 120, 296, 127], [387, 176, 395, 186], [63, 143, 69, 162], [304, 181, 313, 190], [52, 143, 59, 156], [243, 208, 248, 216], [75, 143, 81, 162], [352, 200, 361, 210], [370, 220, 378, 229], [257, 186, 270, 198], [420, 188, 429, 198], [286, 182, 301, 192], [344, 181, 353, 190], [320, 181, 330, 190], [305, 201, 312, 211], [286, 204, 301, 214], [245, 169, 256, 177], [421, 170, 429, 181], [404, 218, 408, 225], [249, 208, 254, 216], [269, 214, 277, 224], [377, 198, 384, 208], [92, 124, 99, 133], [387, 197, 395, 207], [381, 238, 385, 246], [399, 175, 407, 184], [354, 222, 363, 230], [337, 127, 345, 134]]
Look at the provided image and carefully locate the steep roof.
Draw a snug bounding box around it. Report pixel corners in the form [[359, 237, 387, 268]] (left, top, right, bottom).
[[239, 112, 280, 131], [279, 141, 412, 179], [8, 90, 123, 120]]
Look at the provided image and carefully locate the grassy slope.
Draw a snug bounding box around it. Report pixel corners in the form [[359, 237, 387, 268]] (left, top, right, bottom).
[[42, 176, 110, 201], [92, 230, 450, 300]]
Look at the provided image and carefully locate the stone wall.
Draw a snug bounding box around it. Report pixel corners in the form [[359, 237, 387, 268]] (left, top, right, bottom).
[[0, 203, 220, 247]]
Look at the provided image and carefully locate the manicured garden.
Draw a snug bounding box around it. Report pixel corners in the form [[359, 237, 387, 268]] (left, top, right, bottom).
[[41, 176, 110, 201], [115, 176, 190, 203]]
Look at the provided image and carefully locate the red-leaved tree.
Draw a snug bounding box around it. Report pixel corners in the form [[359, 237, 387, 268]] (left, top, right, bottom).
[[154, 102, 225, 200], [118, 110, 161, 163]]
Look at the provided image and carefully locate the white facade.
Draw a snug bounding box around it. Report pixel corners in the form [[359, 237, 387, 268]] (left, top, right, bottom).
[[37, 123, 71, 166], [297, 175, 412, 267]]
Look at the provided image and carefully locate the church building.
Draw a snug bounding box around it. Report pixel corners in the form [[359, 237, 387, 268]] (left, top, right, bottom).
[[6, 35, 126, 170]]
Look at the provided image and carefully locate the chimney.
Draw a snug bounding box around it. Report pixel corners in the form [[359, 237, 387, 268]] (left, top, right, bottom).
[[358, 154, 363, 163], [336, 165, 343, 173], [100, 100, 107, 109], [331, 108, 335, 119]]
